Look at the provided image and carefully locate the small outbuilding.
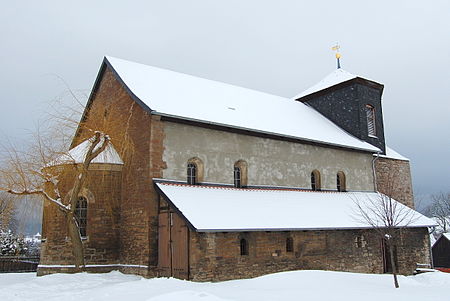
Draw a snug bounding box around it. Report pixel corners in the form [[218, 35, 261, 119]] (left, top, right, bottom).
[[432, 233, 450, 268]]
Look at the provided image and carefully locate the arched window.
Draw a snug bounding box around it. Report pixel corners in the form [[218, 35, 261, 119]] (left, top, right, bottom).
[[187, 157, 204, 185], [234, 160, 248, 188], [234, 166, 241, 188], [365, 104, 376, 136], [75, 196, 88, 237], [337, 171, 346, 192], [240, 238, 249, 255], [286, 237, 294, 253], [311, 170, 321, 191], [187, 163, 197, 185]]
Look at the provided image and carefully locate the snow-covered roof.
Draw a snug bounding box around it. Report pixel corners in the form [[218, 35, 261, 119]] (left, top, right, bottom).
[[156, 182, 435, 232], [433, 232, 450, 247], [51, 137, 123, 166], [292, 68, 358, 100], [378, 146, 409, 161], [105, 56, 379, 153]]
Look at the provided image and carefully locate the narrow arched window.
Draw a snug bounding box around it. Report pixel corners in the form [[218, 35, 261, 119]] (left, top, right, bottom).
[[240, 238, 249, 255], [286, 237, 294, 253], [75, 196, 88, 237], [311, 170, 321, 191], [234, 160, 248, 188], [337, 171, 346, 192], [187, 157, 204, 185], [187, 163, 197, 185], [365, 104, 376, 136], [234, 166, 242, 188]]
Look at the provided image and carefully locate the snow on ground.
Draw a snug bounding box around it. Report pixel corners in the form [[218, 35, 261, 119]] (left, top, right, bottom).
[[0, 270, 448, 301]]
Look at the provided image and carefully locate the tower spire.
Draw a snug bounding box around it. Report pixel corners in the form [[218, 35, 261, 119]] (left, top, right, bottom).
[[331, 44, 341, 69]]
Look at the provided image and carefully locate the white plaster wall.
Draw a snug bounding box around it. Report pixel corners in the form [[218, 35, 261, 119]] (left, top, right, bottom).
[[162, 122, 375, 191]]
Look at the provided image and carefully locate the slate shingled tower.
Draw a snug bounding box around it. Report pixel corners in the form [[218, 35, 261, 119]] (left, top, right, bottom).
[[293, 69, 386, 154]]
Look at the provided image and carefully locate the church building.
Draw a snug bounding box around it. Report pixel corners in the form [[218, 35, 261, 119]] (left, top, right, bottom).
[[38, 56, 435, 281]]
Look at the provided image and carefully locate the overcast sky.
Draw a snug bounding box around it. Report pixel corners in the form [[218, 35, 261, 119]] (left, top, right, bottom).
[[1, 1, 449, 204]]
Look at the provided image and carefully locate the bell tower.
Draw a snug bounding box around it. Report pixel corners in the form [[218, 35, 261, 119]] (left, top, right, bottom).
[[293, 48, 386, 154]]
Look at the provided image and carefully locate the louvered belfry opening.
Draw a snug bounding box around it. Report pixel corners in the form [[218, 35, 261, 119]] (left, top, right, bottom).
[[366, 104, 376, 136]]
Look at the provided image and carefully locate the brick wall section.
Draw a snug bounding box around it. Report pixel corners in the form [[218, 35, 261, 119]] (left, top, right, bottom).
[[188, 227, 430, 281], [39, 66, 166, 276], [375, 157, 414, 208], [76, 67, 165, 274], [396, 228, 431, 272], [39, 165, 122, 274]]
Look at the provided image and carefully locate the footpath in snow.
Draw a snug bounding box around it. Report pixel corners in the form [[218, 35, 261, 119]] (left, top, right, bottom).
[[0, 270, 449, 301]]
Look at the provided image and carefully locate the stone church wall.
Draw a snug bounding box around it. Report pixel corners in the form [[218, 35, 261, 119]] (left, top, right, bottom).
[[39, 66, 166, 276], [39, 164, 122, 275], [188, 227, 430, 282], [162, 122, 375, 191], [38, 62, 421, 281], [375, 157, 414, 208]]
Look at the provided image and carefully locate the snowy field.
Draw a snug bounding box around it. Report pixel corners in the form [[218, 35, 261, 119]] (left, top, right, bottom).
[[0, 270, 449, 301]]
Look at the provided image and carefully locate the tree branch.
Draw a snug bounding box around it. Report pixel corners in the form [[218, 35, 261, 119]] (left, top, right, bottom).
[[5, 188, 68, 212]]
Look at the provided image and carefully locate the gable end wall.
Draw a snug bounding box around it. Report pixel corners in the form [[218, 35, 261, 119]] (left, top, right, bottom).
[[40, 67, 166, 276]]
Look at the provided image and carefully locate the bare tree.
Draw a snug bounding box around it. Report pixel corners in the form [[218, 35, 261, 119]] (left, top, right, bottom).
[[0, 85, 117, 269], [0, 130, 109, 269], [353, 178, 419, 288], [0, 76, 139, 270], [428, 192, 450, 235]]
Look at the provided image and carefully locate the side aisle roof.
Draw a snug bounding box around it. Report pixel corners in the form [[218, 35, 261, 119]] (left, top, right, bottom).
[[155, 182, 436, 232], [100, 56, 379, 153]]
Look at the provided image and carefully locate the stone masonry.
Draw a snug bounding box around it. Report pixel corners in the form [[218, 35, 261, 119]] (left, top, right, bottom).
[[39, 164, 122, 275], [188, 227, 430, 282], [38, 66, 166, 276], [375, 157, 414, 208]]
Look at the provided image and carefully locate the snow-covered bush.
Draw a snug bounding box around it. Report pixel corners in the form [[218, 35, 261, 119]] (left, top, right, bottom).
[[0, 230, 28, 256]]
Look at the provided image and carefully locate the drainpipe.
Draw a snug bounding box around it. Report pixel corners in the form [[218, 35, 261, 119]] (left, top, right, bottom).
[[372, 151, 381, 191]]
